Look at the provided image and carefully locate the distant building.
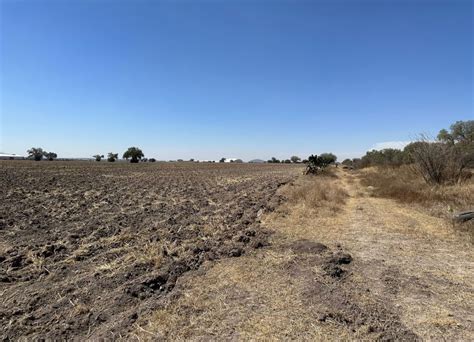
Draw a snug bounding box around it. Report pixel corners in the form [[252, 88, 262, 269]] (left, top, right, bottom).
[[0, 153, 25, 160]]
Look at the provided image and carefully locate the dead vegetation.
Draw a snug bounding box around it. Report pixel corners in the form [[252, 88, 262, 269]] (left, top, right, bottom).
[[357, 166, 474, 238], [134, 242, 416, 341], [284, 171, 348, 214]]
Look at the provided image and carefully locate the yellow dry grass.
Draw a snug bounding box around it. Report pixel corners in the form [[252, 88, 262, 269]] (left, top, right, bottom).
[[284, 175, 348, 213], [358, 166, 474, 239], [132, 251, 353, 341]]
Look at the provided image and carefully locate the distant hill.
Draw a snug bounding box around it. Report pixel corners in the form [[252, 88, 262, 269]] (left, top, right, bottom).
[[248, 159, 266, 163]]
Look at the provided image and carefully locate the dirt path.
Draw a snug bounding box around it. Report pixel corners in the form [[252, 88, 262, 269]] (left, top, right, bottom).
[[133, 169, 474, 340]]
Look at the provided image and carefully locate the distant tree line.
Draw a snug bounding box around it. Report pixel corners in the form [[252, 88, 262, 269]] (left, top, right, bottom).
[[267, 155, 303, 164], [93, 148, 154, 163], [27, 146, 156, 163]]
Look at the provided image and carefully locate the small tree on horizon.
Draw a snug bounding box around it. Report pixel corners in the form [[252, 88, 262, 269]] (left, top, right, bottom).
[[93, 154, 104, 162], [290, 156, 301, 163], [123, 147, 144, 163], [44, 152, 58, 161], [27, 147, 45, 161], [268, 157, 280, 163], [219, 157, 226, 163], [107, 153, 118, 162]]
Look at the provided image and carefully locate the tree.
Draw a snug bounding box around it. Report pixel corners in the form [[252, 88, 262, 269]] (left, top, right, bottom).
[[319, 153, 337, 166], [219, 158, 226, 163], [438, 120, 474, 145], [44, 152, 57, 161], [107, 153, 118, 162], [268, 157, 280, 163], [93, 154, 104, 162], [27, 147, 45, 161], [123, 147, 144, 163], [437, 129, 453, 144], [284, 159, 291, 163], [149, 158, 156, 162], [290, 156, 301, 163], [304, 153, 337, 174], [437, 120, 474, 169], [341, 159, 352, 166]]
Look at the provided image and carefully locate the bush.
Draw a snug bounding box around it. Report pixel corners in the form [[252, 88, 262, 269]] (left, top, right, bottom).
[[408, 137, 470, 185], [149, 158, 156, 162], [93, 154, 104, 162]]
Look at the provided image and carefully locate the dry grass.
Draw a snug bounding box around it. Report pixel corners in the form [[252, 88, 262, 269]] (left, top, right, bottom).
[[132, 250, 354, 341], [358, 166, 473, 209], [129, 242, 164, 268], [358, 166, 474, 237], [284, 173, 348, 213]]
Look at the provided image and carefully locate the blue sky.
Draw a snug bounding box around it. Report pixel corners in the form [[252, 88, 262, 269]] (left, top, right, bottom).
[[1, 0, 472, 160]]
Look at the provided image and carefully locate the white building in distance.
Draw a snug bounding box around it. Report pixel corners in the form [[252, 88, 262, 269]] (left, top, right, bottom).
[[0, 152, 25, 160]]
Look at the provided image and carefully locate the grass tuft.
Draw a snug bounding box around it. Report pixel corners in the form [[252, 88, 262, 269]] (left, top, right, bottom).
[[285, 175, 348, 213]]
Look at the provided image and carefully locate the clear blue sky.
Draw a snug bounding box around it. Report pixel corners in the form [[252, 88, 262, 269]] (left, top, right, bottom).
[[1, 0, 472, 160]]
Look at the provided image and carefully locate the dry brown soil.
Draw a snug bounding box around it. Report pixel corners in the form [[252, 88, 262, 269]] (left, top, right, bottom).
[[1, 162, 472, 341], [133, 168, 473, 341], [0, 161, 299, 340]]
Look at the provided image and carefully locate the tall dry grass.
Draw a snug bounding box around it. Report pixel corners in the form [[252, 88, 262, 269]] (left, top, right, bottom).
[[284, 172, 348, 213], [358, 165, 474, 235]]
